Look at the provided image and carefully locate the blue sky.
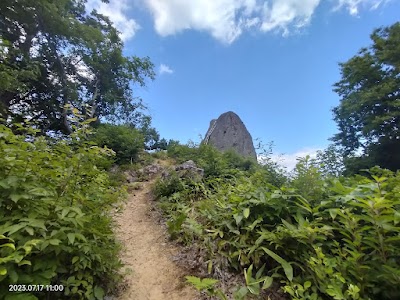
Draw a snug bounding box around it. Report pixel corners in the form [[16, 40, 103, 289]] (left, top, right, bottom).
[[87, 0, 400, 169]]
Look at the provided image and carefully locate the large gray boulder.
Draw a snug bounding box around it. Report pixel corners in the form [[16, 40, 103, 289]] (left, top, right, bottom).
[[203, 111, 257, 160]]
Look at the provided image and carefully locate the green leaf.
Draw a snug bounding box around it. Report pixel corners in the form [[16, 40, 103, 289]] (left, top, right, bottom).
[[25, 227, 34, 236], [207, 260, 213, 274], [67, 233, 75, 245], [0, 234, 14, 242], [25, 219, 46, 230], [247, 283, 260, 295], [0, 266, 7, 275], [13, 254, 24, 263], [40, 269, 55, 279], [40, 241, 49, 251], [0, 243, 15, 250], [49, 239, 61, 246], [4, 224, 25, 235], [186, 276, 201, 290], [29, 187, 54, 197], [243, 208, 250, 219], [247, 218, 263, 231], [22, 239, 42, 255], [281, 219, 296, 231], [67, 276, 76, 284], [329, 209, 339, 220], [202, 278, 219, 286], [234, 287, 248, 300], [74, 233, 87, 242], [61, 208, 69, 219], [18, 260, 31, 266], [233, 213, 243, 225], [0, 179, 9, 188], [10, 193, 25, 203], [72, 256, 79, 264], [255, 264, 266, 279], [94, 286, 105, 300], [304, 281, 312, 290], [261, 247, 293, 281], [262, 276, 273, 289], [245, 264, 252, 283], [185, 276, 218, 291], [9, 269, 18, 283]]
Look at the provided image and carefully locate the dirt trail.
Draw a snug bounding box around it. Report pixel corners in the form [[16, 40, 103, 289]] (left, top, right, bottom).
[[114, 176, 199, 300]]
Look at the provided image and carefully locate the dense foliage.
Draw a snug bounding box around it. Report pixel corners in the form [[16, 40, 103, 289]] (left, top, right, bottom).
[[91, 123, 144, 164], [1, 3, 399, 298], [153, 145, 400, 300], [0, 1, 156, 297], [0, 123, 124, 299], [167, 143, 287, 187], [332, 22, 400, 173], [0, 0, 155, 133]]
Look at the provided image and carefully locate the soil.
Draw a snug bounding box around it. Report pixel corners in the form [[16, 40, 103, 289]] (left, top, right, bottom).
[[114, 175, 200, 300]]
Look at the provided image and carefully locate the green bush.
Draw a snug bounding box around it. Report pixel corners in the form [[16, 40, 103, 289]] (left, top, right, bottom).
[[91, 124, 144, 164], [167, 143, 270, 180], [153, 171, 186, 200], [167, 143, 199, 163], [290, 155, 326, 202], [0, 124, 124, 299], [154, 157, 400, 299]]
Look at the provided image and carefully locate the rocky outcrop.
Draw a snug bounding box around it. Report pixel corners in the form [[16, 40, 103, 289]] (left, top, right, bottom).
[[124, 164, 165, 183], [203, 111, 257, 160], [162, 160, 204, 181], [122, 160, 204, 184], [175, 160, 204, 178]]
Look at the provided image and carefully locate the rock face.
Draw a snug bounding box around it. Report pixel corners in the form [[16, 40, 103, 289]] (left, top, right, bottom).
[[203, 111, 257, 160]]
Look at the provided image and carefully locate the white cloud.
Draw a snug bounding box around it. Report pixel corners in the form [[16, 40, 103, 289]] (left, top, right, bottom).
[[269, 147, 321, 171], [334, 0, 389, 16], [159, 63, 174, 75], [86, 0, 140, 41], [85, 0, 391, 44], [260, 0, 320, 35], [144, 0, 260, 44], [141, 0, 391, 43]]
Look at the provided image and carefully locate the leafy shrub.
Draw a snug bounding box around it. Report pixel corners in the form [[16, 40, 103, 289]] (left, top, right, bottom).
[[186, 276, 227, 299], [290, 155, 326, 202], [151, 150, 169, 160], [91, 123, 144, 164], [167, 143, 199, 163], [0, 124, 124, 299], [154, 154, 400, 299], [153, 171, 186, 200], [167, 143, 277, 180]]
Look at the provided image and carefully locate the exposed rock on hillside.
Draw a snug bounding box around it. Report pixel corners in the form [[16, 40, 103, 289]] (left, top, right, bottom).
[[162, 160, 204, 181], [123, 164, 165, 183], [203, 111, 257, 160]]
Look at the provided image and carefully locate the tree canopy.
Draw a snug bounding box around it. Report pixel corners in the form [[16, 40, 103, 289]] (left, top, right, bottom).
[[332, 22, 400, 172], [0, 0, 154, 134]]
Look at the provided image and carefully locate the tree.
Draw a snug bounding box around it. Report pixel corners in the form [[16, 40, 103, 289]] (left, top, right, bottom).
[[91, 124, 144, 164], [137, 115, 161, 150], [290, 155, 325, 201], [331, 22, 400, 172], [0, 0, 154, 133], [315, 145, 345, 177]]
